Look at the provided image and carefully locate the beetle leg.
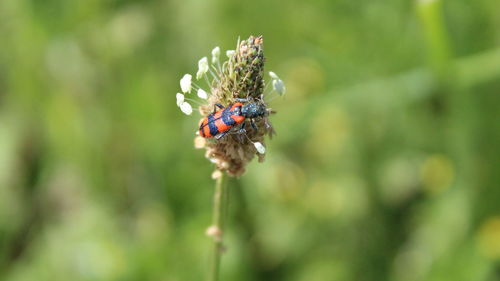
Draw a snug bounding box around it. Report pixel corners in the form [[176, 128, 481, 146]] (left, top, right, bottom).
[[230, 122, 247, 143], [235, 98, 250, 103], [237, 122, 247, 134], [238, 123, 247, 143], [213, 104, 224, 113], [264, 117, 272, 130], [250, 119, 258, 130], [215, 130, 229, 140]]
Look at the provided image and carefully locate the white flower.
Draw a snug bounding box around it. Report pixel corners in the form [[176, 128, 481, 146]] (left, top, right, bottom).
[[253, 142, 266, 154], [176, 93, 184, 106], [197, 88, 208, 99], [179, 101, 193, 115], [226, 50, 235, 58], [180, 74, 192, 93], [272, 79, 286, 95], [196, 57, 209, 80], [211, 47, 220, 64], [269, 71, 279, 79]]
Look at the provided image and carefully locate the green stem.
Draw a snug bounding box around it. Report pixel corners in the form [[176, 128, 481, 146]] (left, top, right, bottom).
[[208, 172, 227, 281], [416, 0, 453, 80]]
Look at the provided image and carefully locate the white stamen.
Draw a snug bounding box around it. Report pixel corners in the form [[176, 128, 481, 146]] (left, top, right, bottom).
[[176, 93, 184, 106], [196, 57, 209, 80], [197, 88, 208, 99], [253, 142, 266, 154], [226, 50, 235, 58], [180, 101, 193, 115], [211, 47, 220, 64], [180, 74, 192, 93], [272, 79, 286, 96], [269, 71, 279, 79]]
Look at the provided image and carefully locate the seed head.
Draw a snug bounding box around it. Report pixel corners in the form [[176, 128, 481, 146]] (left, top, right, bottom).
[[176, 36, 284, 177]]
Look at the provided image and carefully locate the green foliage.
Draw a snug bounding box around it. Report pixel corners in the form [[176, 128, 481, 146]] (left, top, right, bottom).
[[0, 0, 499, 280]]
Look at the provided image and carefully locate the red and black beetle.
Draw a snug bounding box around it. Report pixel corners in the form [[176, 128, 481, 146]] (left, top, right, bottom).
[[199, 99, 268, 140]]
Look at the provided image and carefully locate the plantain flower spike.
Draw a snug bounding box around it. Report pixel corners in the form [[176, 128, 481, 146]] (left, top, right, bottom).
[[178, 36, 278, 177]]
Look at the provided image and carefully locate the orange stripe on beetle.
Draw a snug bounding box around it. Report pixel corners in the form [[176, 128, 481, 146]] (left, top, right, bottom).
[[198, 101, 268, 139]]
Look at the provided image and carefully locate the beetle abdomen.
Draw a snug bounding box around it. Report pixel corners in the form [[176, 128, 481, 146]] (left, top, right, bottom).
[[199, 103, 245, 138]]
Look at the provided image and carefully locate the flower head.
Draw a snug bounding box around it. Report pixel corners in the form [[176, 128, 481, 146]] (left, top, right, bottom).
[[176, 36, 281, 177]]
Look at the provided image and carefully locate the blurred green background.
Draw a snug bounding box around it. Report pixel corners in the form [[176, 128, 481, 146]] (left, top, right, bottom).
[[0, 0, 499, 280]]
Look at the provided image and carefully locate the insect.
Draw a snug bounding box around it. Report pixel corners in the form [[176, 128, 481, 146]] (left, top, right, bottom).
[[199, 99, 269, 140]]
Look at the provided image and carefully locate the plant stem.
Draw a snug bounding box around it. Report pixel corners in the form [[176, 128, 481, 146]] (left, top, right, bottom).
[[208, 172, 227, 281], [416, 0, 453, 78]]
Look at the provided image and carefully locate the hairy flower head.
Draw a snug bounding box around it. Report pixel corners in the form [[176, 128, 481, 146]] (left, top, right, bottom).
[[176, 36, 284, 177]]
